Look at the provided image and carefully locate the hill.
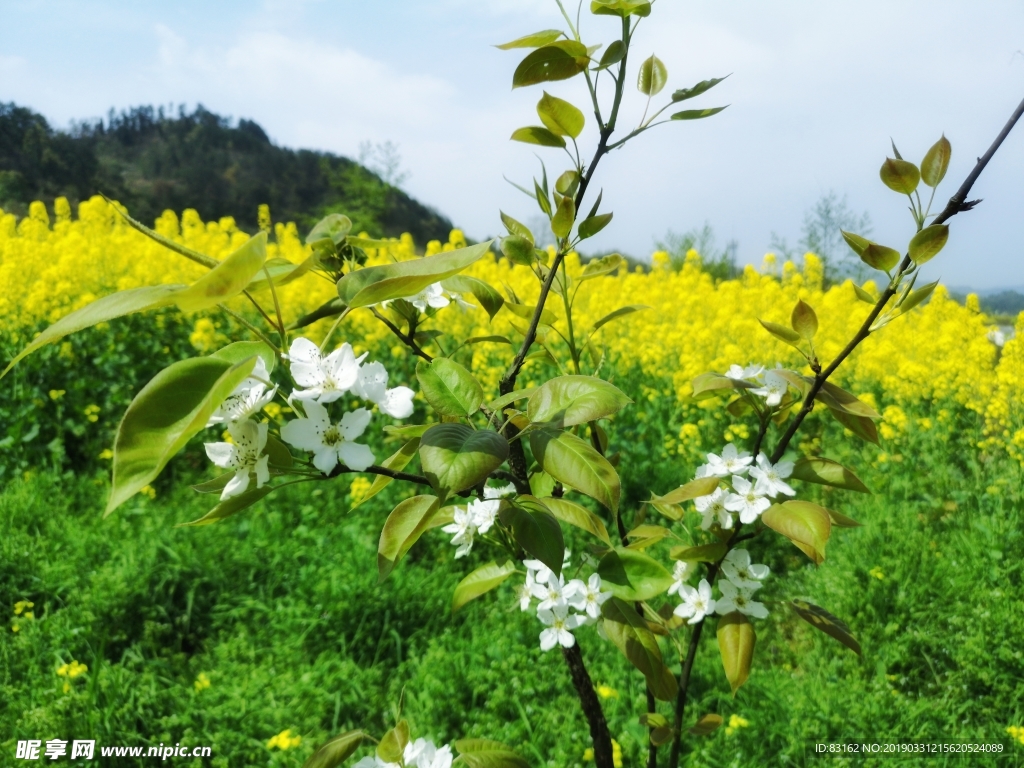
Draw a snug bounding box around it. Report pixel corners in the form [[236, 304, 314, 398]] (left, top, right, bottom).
[[0, 103, 453, 244]]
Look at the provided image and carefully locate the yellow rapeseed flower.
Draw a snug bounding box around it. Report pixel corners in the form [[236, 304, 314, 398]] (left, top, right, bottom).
[[194, 672, 211, 692], [267, 729, 302, 750], [725, 713, 750, 736], [596, 684, 619, 699]]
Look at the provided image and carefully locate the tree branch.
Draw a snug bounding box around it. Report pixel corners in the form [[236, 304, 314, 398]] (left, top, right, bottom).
[[371, 308, 433, 362]]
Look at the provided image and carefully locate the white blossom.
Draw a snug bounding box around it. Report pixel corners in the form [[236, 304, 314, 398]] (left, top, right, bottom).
[[538, 603, 584, 651], [483, 483, 517, 499], [280, 401, 375, 473], [206, 357, 277, 426], [724, 475, 771, 524], [442, 506, 478, 558], [288, 337, 366, 404], [695, 488, 734, 530], [721, 549, 770, 590], [516, 571, 535, 612], [725, 364, 765, 381], [468, 497, 500, 533], [530, 571, 569, 611], [404, 739, 454, 768], [408, 283, 450, 312], [352, 757, 399, 768], [447, 291, 476, 312], [523, 558, 552, 585], [674, 578, 715, 624], [715, 580, 769, 619], [352, 360, 415, 419], [204, 420, 271, 500], [667, 560, 696, 597], [751, 370, 789, 407], [706, 443, 753, 477], [566, 573, 613, 620], [748, 453, 796, 498]]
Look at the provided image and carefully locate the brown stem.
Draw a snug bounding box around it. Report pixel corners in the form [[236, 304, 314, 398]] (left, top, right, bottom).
[[563, 643, 615, 768], [327, 463, 431, 487], [667, 93, 1024, 768], [371, 308, 433, 362]]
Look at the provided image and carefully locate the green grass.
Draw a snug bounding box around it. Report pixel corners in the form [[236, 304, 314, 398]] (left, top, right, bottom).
[[2, 397, 1024, 767]]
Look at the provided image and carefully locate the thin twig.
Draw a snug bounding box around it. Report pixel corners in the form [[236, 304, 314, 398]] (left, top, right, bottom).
[[371, 308, 433, 362]]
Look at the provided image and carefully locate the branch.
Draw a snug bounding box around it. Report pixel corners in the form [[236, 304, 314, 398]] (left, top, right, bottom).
[[371, 308, 434, 362], [327, 463, 431, 487]]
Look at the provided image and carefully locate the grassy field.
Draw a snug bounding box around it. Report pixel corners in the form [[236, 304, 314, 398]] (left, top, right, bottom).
[[3, 384, 1023, 767]]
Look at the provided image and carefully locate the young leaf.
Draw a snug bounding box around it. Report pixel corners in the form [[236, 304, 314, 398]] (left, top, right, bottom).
[[578, 213, 613, 240], [302, 730, 365, 768], [669, 542, 728, 563], [920, 135, 951, 188], [555, 170, 580, 196], [718, 612, 755, 694], [790, 600, 862, 655], [512, 42, 590, 88], [244, 254, 316, 294], [637, 54, 668, 96], [441, 275, 505, 319], [180, 485, 275, 527], [908, 224, 949, 265], [647, 476, 719, 505], [500, 211, 534, 242], [527, 375, 632, 427], [495, 29, 563, 50], [175, 232, 268, 313], [551, 195, 576, 240], [672, 75, 729, 102], [501, 235, 536, 266], [542, 496, 611, 545], [537, 92, 585, 138], [815, 381, 880, 418], [530, 428, 620, 512], [453, 739, 530, 768], [377, 721, 410, 764], [352, 438, 421, 510], [596, 39, 626, 70], [879, 157, 920, 195], [898, 280, 938, 313], [790, 299, 818, 341], [758, 319, 802, 347], [827, 406, 880, 444], [860, 243, 901, 272], [378, 495, 441, 580], [853, 283, 877, 304], [690, 372, 756, 399], [210, 340, 277, 374], [336, 241, 492, 308], [688, 714, 724, 736], [534, 179, 553, 216], [106, 356, 258, 515], [489, 387, 537, 412], [597, 548, 673, 601], [510, 126, 567, 148], [671, 106, 728, 121], [791, 457, 870, 493], [601, 597, 677, 700], [591, 304, 650, 331], [504, 301, 557, 326], [762, 500, 832, 564], [502, 499, 565, 576], [306, 213, 352, 247], [419, 424, 509, 495], [590, 0, 653, 18], [840, 229, 872, 257], [451, 561, 518, 613], [416, 358, 485, 417]]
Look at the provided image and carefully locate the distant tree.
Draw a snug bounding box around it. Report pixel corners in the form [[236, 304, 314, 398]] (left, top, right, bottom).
[[771, 191, 872, 281], [657, 221, 739, 281]]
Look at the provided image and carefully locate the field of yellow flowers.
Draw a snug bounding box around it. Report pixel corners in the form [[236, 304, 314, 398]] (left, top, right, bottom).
[[3, 195, 1022, 465]]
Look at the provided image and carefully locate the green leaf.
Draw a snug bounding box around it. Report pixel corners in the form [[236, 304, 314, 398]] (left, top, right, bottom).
[[690, 372, 756, 399], [383, 423, 435, 439], [815, 381, 880, 419], [347, 235, 395, 250], [669, 542, 728, 563], [500, 211, 534, 242], [601, 597, 677, 700], [378, 495, 441, 580], [758, 319, 802, 347], [596, 39, 626, 70], [579, 253, 623, 281], [672, 75, 729, 102], [530, 429, 620, 512], [440, 275, 505, 319], [377, 721, 410, 764], [504, 301, 557, 326], [551, 194, 576, 240], [288, 297, 346, 331], [106, 356, 258, 515], [827, 508, 862, 528], [533, 179, 552, 216], [302, 730, 365, 768], [452, 561, 518, 613], [265, 435, 293, 470], [489, 387, 537, 412], [501, 497, 565, 576], [107, 199, 217, 268], [541, 496, 611, 545], [179, 485, 275, 527], [416, 359, 485, 418], [577, 213, 613, 240], [790, 299, 818, 341], [245, 254, 317, 293], [1, 285, 184, 378], [590, 0, 652, 17], [908, 224, 949, 265], [671, 106, 728, 121], [592, 304, 650, 331], [790, 600, 862, 655], [190, 472, 234, 494], [510, 126, 567, 148], [495, 29, 563, 50], [306, 214, 352, 247], [853, 283, 877, 304], [879, 157, 920, 195], [762, 500, 831, 564], [420, 424, 509, 496], [555, 170, 580, 197], [453, 739, 530, 768], [597, 548, 673, 601], [500, 235, 536, 266], [336, 241, 492, 308], [648, 476, 719, 505], [840, 229, 872, 257], [920, 135, 951, 188], [717, 612, 755, 695], [898, 279, 938, 313], [860, 243, 901, 272], [175, 232, 268, 313], [210, 341, 277, 374], [353, 438, 421, 510], [512, 41, 590, 88], [637, 54, 668, 96], [827, 406, 880, 445], [792, 457, 870, 493], [537, 92, 585, 138], [688, 713, 724, 736], [527, 375, 632, 428]]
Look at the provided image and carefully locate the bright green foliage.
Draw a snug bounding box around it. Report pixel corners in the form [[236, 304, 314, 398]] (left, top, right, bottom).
[[420, 424, 509, 496], [500, 498, 565, 576], [601, 597, 677, 700], [512, 42, 590, 88], [879, 157, 920, 194], [527, 375, 631, 427], [529, 429, 620, 512], [537, 92, 585, 138], [175, 232, 267, 313], [762, 500, 832, 564], [378, 495, 441, 580], [597, 548, 673, 601], [451, 561, 517, 613], [909, 224, 949, 264], [495, 30, 563, 50], [416, 359, 485, 418], [920, 135, 952, 187], [717, 612, 755, 695]]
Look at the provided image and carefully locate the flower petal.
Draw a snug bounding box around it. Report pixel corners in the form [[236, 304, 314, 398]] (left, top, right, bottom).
[[337, 441, 375, 471]]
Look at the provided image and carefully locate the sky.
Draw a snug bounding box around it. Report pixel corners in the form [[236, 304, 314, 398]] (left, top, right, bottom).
[[2, 0, 1023, 289]]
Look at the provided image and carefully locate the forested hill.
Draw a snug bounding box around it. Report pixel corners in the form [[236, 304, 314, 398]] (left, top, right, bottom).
[[0, 103, 454, 244]]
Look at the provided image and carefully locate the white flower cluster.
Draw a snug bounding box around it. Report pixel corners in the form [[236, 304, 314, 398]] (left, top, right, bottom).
[[441, 484, 515, 558], [670, 549, 771, 623], [353, 737, 453, 768], [517, 553, 613, 652], [386, 282, 474, 313], [725, 363, 790, 407], [202, 337, 414, 500], [692, 444, 795, 530]]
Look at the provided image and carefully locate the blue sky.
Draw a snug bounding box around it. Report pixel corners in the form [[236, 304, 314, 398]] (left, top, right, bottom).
[[3, 0, 1023, 289]]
